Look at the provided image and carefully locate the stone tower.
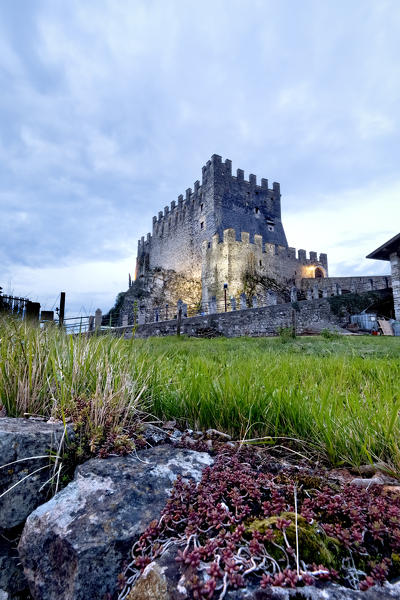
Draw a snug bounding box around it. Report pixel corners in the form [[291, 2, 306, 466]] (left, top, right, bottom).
[[130, 154, 327, 313]]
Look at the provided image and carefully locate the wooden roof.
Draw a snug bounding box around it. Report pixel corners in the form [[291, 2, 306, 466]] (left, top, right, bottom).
[[366, 233, 400, 261]]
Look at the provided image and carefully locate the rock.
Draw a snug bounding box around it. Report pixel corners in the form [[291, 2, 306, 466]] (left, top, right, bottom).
[[19, 446, 213, 600], [126, 543, 193, 600], [0, 417, 73, 529], [126, 562, 170, 600], [170, 429, 183, 442], [128, 548, 400, 600], [225, 581, 400, 598], [355, 462, 388, 476], [163, 420, 177, 430], [350, 477, 385, 488], [142, 424, 170, 446], [0, 534, 28, 597], [205, 428, 231, 441], [225, 441, 237, 449], [327, 468, 354, 485], [383, 485, 400, 495], [373, 471, 400, 486]]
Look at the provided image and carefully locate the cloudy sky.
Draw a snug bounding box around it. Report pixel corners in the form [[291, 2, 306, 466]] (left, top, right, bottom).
[[1, 0, 399, 316]]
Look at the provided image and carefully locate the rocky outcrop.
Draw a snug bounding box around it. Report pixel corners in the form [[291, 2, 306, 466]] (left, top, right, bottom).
[[0, 417, 74, 599], [19, 446, 214, 600], [0, 417, 72, 530]]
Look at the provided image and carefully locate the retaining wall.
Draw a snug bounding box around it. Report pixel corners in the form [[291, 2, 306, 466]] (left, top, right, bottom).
[[131, 298, 341, 338]]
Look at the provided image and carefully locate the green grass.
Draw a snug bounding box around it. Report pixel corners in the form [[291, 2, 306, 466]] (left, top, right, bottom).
[[1, 316, 400, 472]]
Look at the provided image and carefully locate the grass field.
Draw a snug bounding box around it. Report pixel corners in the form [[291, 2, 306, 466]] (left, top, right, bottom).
[[1, 316, 400, 471]]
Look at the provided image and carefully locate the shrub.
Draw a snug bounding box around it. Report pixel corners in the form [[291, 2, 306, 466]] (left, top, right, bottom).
[[321, 328, 341, 340]]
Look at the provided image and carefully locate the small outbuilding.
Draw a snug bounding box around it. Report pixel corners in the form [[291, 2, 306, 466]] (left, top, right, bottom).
[[366, 233, 400, 320]]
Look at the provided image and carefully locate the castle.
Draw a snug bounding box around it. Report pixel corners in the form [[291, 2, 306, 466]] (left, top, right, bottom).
[[123, 154, 390, 322]]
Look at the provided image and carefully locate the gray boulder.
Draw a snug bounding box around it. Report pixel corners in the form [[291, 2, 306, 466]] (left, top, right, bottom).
[[225, 582, 400, 599], [18, 446, 213, 600], [0, 535, 28, 597], [0, 418, 72, 530]]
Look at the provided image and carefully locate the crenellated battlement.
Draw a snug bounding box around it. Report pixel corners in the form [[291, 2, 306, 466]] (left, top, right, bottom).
[[203, 228, 327, 267], [201, 154, 280, 193], [140, 154, 287, 250]]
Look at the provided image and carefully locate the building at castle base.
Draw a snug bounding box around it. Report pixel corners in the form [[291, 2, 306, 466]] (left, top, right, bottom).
[[367, 233, 400, 321], [122, 154, 391, 322]]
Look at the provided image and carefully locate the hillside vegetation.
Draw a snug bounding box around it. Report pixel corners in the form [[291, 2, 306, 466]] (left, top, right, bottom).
[[1, 316, 399, 472]]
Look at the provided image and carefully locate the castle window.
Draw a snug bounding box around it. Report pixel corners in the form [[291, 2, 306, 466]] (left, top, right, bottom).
[[200, 203, 204, 212], [255, 207, 259, 214], [315, 268, 324, 279], [268, 225, 274, 232], [200, 221, 204, 229], [259, 260, 262, 267]]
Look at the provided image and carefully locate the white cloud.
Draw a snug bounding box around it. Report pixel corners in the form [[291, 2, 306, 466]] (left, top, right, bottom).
[[357, 111, 395, 140], [5, 257, 134, 317], [285, 178, 400, 276]]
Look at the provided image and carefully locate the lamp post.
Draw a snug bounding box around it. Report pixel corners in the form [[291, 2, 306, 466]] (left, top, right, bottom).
[[224, 283, 228, 312]]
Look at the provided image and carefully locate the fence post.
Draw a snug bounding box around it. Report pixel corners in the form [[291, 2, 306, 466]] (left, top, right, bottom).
[[94, 308, 102, 331], [122, 315, 128, 327], [230, 297, 236, 311], [25, 301, 40, 322], [59, 292, 66, 328], [88, 316, 94, 332], [240, 293, 247, 310], [177, 300, 183, 336]]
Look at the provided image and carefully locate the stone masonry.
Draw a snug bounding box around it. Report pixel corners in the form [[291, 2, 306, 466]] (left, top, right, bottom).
[[391, 252, 400, 320]]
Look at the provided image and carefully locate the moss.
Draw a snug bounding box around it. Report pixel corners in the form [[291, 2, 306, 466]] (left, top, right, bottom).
[[247, 511, 342, 568], [391, 553, 400, 578]]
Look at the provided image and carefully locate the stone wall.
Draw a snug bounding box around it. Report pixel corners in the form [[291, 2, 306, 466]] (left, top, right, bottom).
[[132, 298, 341, 339], [390, 253, 400, 320], [300, 275, 391, 296], [202, 228, 327, 304]]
